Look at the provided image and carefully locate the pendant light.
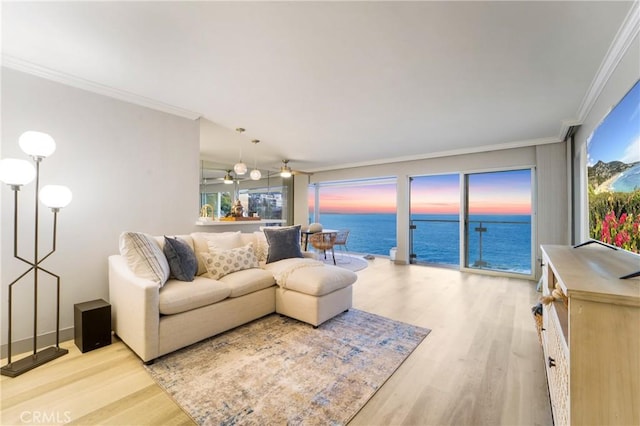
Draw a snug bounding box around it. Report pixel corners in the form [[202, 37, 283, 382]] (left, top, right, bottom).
[[250, 139, 261, 180], [233, 128, 247, 175]]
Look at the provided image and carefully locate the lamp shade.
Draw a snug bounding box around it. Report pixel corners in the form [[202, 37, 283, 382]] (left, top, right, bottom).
[[0, 158, 36, 186], [250, 168, 262, 180], [39, 185, 72, 209], [19, 131, 56, 158], [233, 161, 247, 175]]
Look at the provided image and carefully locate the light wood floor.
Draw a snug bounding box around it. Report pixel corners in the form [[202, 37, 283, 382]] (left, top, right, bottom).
[[1, 258, 552, 425]]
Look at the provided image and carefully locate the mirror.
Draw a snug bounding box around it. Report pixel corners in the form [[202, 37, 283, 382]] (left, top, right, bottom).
[[199, 160, 290, 222]]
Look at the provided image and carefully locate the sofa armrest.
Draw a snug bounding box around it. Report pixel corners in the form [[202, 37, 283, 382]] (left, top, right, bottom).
[[108, 255, 160, 362]]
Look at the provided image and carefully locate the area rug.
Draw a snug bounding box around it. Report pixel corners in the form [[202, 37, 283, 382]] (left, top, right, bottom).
[[321, 254, 369, 272], [145, 310, 430, 425]]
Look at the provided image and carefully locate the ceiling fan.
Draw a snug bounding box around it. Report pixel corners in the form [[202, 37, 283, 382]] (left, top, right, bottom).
[[276, 159, 312, 178], [200, 165, 247, 185]]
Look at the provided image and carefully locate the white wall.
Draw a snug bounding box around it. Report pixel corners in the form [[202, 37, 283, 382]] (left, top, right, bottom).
[[573, 34, 639, 242], [536, 142, 569, 274], [1, 69, 200, 354]]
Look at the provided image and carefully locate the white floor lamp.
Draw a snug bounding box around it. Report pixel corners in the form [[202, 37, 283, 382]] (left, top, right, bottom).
[[0, 131, 72, 377]]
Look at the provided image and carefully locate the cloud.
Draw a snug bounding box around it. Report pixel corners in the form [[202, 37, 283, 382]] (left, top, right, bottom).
[[621, 136, 640, 164]]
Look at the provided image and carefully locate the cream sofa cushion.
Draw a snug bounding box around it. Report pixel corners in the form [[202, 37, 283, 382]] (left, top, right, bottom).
[[263, 258, 357, 297], [159, 276, 231, 315], [219, 268, 276, 297], [253, 231, 269, 262], [239, 232, 257, 247]]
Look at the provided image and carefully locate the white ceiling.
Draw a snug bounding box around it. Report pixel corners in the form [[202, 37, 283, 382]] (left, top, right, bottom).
[[2, 1, 635, 173]]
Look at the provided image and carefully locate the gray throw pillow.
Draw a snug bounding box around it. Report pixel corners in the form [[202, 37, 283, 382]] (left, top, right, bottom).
[[263, 225, 303, 264], [163, 236, 197, 281]]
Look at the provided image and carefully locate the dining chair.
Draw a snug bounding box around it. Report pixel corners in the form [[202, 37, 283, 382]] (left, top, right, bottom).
[[308, 232, 337, 265], [333, 229, 351, 263]]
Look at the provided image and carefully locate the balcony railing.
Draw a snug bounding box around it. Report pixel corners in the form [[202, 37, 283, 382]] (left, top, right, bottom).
[[410, 217, 531, 275]]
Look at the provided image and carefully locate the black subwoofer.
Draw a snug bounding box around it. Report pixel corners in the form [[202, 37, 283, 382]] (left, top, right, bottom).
[[74, 299, 112, 353]]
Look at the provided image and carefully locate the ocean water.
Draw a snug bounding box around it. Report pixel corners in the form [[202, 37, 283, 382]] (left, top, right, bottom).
[[611, 163, 640, 192], [318, 213, 397, 256], [317, 213, 532, 274]]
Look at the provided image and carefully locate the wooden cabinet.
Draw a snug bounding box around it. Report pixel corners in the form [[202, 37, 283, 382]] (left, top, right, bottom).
[[540, 244, 640, 425]]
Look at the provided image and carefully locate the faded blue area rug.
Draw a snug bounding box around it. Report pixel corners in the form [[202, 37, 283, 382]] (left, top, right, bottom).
[[145, 309, 430, 425]]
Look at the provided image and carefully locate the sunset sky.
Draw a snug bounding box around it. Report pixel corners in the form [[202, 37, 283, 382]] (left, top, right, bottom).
[[313, 182, 397, 214], [310, 169, 532, 215]]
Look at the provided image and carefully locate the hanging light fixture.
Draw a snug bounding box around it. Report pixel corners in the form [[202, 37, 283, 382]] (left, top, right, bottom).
[[250, 140, 261, 181], [280, 159, 292, 178], [223, 170, 234, 184], [233, 128, 247, 175]]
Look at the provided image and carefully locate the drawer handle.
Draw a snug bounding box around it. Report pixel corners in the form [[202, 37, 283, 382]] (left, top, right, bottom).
[[548, 357, 556, 368]]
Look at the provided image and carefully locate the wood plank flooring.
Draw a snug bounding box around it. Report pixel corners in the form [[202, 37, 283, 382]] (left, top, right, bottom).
[[1, 258, 552, 425]]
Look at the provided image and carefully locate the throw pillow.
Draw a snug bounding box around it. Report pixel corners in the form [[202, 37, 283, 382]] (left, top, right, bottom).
[[201, 243, 259, 280], [263, 225, 303, 264], [119, 232, 170, 286], [163, 236, 197, 282], [191, 231, 244, 276], [253, 231, 269, 262], [197, 231, 243, 250]]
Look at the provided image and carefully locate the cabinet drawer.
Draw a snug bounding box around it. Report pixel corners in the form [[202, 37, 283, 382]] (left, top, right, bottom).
[[542, 306, 569, 426]]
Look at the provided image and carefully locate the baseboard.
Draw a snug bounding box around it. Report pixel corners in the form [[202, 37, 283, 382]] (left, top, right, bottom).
[[1, 327, 74, 360]]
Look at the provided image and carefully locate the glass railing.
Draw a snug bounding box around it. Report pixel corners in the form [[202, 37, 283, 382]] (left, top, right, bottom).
[[410, 216, 532, 275], [409, 217, 460, 267]]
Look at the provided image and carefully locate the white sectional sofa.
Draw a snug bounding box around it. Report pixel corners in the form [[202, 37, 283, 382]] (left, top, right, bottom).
[[108, 227, 357, 363]]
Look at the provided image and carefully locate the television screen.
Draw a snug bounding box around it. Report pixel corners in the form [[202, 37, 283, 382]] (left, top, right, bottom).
[[587, 79, 640, 253]]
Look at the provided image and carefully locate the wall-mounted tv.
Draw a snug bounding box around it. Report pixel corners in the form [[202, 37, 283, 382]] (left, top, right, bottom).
[[587, 79, 640, 254]]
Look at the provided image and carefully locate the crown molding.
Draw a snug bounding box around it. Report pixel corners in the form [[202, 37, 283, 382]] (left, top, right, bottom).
[[308, 136, 562, 173], [574, 1, 639, 124], [2, 55, 202, 120], [558, 119, 583, 142]]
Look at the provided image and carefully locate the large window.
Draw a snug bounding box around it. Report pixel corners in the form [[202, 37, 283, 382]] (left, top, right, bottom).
[[409, 169, 533, 276], [464, 169, 533, 275], [309, 178, 397, 256], [409, 174, 460, 266]]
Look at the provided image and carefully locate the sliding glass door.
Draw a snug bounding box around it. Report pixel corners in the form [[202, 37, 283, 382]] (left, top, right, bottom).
[[409, 168, 533, 276], [464, 169, 533, 275], [409, 174, 460, 266]]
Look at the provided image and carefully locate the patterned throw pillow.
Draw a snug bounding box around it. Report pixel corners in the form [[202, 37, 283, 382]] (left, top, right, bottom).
[[119, 232, 170, 286], [163, 236, 197, 282], [191, 231, 244, 276], [263, 225, 303, 264], [201, 243, 259, 280]]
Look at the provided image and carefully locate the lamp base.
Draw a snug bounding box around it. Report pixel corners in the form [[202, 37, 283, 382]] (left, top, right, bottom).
[[1, 346, 69, 377]]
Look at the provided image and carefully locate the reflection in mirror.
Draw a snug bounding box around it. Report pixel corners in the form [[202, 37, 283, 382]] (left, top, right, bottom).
[[200, 160, 289, 222]]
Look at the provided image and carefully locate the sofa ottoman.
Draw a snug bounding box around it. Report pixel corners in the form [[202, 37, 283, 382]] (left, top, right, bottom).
[[263, 258, 357, 327]]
